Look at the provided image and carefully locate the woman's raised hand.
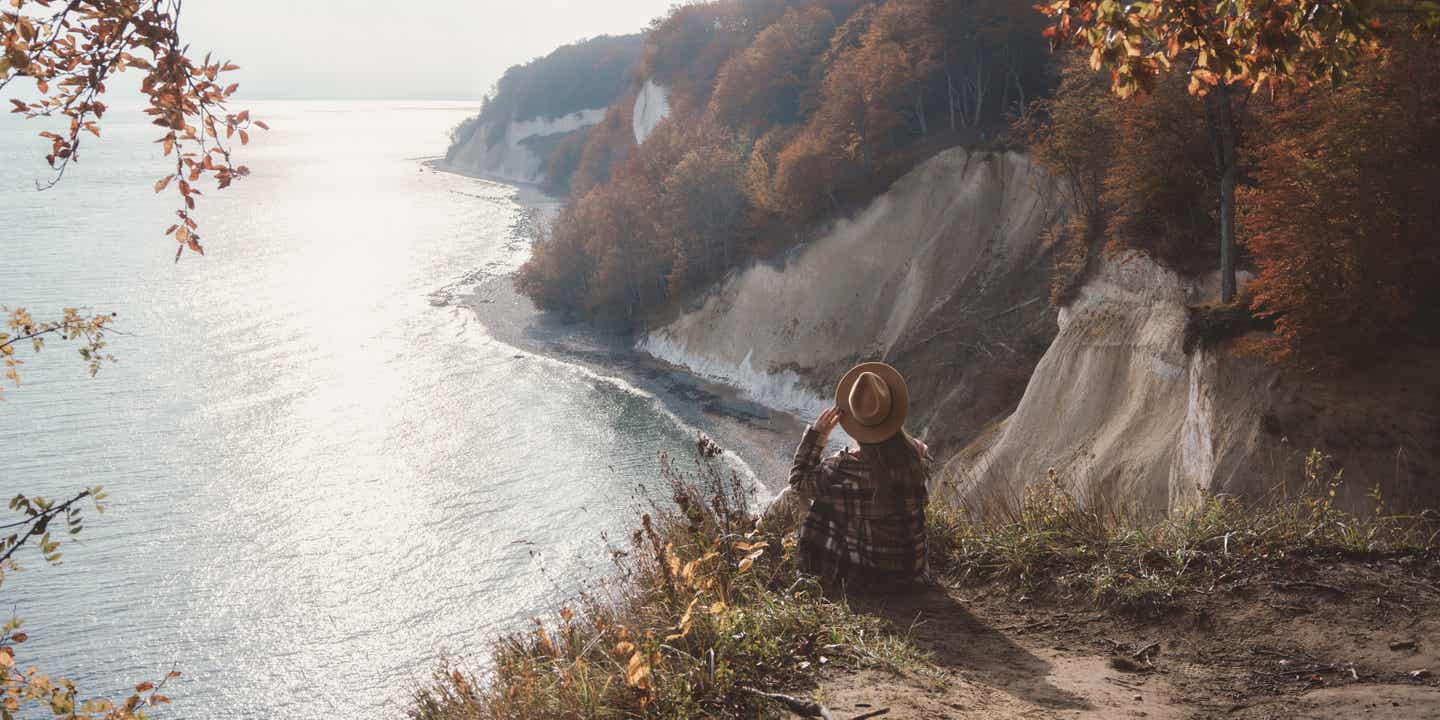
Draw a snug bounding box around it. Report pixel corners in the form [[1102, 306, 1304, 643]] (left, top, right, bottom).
[[812, 406, 842, 439]]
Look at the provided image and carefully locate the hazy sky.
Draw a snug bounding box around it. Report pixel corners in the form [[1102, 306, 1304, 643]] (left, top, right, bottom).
[[180, 1, 678, 100]]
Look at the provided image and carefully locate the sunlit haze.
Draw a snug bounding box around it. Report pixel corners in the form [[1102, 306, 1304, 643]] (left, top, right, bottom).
[[179, 0, 676, 99]]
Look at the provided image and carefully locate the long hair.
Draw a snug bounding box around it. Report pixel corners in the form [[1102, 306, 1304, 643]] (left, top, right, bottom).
[[858, 430, 928, 492]]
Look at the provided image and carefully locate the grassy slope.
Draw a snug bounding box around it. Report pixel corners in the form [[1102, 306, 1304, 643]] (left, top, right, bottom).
[[410, 446, 1439, 719]]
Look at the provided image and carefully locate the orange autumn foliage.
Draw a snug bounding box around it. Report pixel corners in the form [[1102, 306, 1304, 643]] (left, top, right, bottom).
[[1240, 41, 1440, 370], [1100, 69, 1219, 275], [3, 0, 263, 258], [518, 0, 1054, 327]]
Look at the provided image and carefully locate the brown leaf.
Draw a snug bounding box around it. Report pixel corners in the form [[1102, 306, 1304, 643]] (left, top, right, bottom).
[[625, 651, 652, 690]]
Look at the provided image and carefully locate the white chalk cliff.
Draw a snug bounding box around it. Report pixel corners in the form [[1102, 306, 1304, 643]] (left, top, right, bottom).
[[944, 253, 1275, 514], [632, 79, 670, 145], [447, 108, 608, 184], [639, 148, 1062, 434]]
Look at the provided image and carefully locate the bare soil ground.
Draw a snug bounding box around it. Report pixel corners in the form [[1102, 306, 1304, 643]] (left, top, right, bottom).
[[813, 559, 1440, 719]]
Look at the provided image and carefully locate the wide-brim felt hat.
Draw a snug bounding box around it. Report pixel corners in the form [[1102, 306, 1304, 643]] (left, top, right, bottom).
[[835, 361, 909, 444]]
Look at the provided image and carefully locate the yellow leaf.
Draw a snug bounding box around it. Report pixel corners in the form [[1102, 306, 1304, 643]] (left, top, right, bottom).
[[625, 651, 652, 690]]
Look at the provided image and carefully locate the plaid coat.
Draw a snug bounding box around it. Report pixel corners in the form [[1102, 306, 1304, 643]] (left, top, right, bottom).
[[788, 427, 929, 588]]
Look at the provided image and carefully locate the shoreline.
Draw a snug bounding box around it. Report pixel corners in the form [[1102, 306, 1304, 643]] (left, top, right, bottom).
[[430, 158, 806, 492]]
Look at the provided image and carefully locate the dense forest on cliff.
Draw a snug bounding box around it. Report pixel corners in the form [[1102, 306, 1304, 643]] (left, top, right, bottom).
[[515, 0, 1053, 325], [1027, 39, 1440, 370], [510, 0, 1439, 372]]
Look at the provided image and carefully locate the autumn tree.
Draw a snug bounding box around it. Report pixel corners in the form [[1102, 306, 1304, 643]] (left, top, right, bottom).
[[708, 6, 837, 133], [638, 0, 789, 117], [1018, 54, 1116, 303], [658, 134, 749, 296], [1019, 55, 1110, 226], [852, 0, 944, 138], [1101, 68, 1219, 273], [742, 123, 801, 218], [1240, 40, 1440, 369], [3, 1, 257, 715], [929, 0, 1050, 130], [1038, 0, 1437, 303], [767, 0, 942, 220], [569, 99, 636, 197]]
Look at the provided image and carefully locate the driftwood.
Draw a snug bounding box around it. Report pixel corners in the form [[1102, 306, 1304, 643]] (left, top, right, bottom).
[[740, 687, 836, 719], [739, 686, 891, 720]]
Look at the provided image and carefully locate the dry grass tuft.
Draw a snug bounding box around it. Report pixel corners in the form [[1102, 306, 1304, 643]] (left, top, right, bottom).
[[928, 452, 1439, 615]]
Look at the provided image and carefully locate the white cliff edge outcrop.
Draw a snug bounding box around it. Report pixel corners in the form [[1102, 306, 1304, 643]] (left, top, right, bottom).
[[447, 107, 608, 185], [632, 79, 670, 145], [945, 254, 1275, 514]]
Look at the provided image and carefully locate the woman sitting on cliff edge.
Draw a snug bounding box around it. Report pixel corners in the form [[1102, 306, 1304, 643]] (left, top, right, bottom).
[[774, 361, 931, 591]]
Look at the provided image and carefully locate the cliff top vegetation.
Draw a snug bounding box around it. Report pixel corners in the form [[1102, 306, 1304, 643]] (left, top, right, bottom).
[[411, 443, 1440, 719]]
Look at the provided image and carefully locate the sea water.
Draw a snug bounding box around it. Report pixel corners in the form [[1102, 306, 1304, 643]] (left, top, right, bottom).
[[0, 101, 738, 718]]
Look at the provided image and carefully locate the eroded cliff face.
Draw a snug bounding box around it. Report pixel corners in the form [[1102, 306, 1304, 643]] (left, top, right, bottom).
[[446, 108, 608, 185], [639, 148, 1064, 452], [943, 250, 1440, 515], [632, 79, 670, 145], [636, 146, 1439, 514], [942, 253, 1278, 514]]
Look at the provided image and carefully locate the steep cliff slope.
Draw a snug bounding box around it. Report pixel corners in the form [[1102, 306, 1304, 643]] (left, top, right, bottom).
[[638, 147, 1439, 513], [639, 148, 1065, 455], [943, 254, 1275, 513], [631, 79, 670, 144], [447, 108, 609, 184], [945, 249, 1440, 515]]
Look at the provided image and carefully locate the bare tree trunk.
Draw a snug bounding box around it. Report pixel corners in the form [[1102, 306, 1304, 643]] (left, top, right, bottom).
[[1007, 46, 1025, 114], [943, 47, 958, 131], [957, 79, 972, 128], [971, 54, 986, 127], [944, 67, 957, 130], [1205, 83, 1239, 303], [999, 47, 1012, 116], [915, 91, 928, 136]]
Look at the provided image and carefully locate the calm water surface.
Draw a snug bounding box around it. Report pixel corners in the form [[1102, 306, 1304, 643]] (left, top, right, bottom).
[[0, 101, 738, 718]]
